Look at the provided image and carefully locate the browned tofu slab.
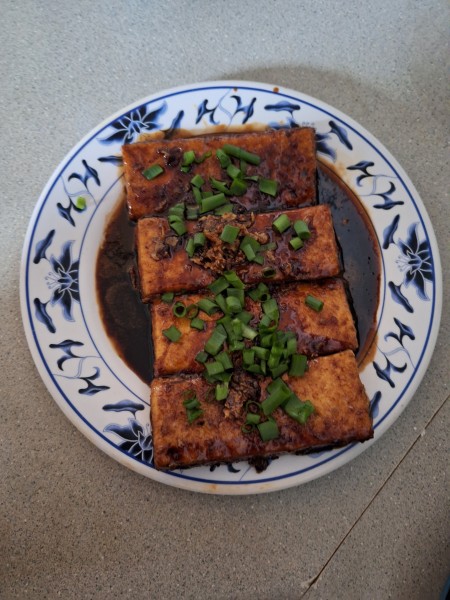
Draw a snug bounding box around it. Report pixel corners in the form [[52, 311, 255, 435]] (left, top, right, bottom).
[[150, 350, 373, 470], [123, 128, 316, 220], [151, 279, 357, 376], [136, 205, 340, 300]]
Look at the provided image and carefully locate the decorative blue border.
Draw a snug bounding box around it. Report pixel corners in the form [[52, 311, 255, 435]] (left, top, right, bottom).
[[23, 83, 439, 487]]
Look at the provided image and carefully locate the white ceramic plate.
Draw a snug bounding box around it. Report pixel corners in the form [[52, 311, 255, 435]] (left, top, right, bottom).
[[20, 81, 442, 494]]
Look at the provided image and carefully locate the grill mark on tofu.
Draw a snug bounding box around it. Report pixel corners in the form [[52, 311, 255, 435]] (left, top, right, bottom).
[[136, 205, 340, 300], [122, 128, 316, 220], [151, 279, 357, 377], [150, 350, 373, 470]]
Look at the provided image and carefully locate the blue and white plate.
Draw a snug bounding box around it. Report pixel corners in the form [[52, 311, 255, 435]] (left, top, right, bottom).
[[20, 81, 442, 494]]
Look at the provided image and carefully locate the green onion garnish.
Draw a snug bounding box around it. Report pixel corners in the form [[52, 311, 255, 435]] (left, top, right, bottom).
[[185, 237, 195, 258], [205, 361, 225, 377], [172, 302, 186, 318], [270, 363, 289, 378], [186, 206, 199, 220], [259, 178, 278, 197], [192, 187, 202, 204], [226, 164, 242, 180], [208, 276, 229, 295], [162, 325, 181, 342], [190, 317, 205, 331], [257, 418, 279, 441], [216, 351, 233, 371], [222, 144, 261, 166], [216, 148, 231, 168], [185, 304, 199, 319], [182, 151, 196, 167], [220, 224, 240, 244], [243, 349, 255, 366], [284, 396, 314, 424], [294, 220, 311, 240], [262, 298, 279, 322], [272, 214, 291, 234], [289, 354, 308, 377], [193, 232, 206, 248], [214, 203, 233, 215], [200, 193, 227, 213], [195, 351, 208, 363], [289, 237, 304, 251], [161, 292, 174, 304], [215, 382, 229, 401], [246, 413, 261, 425], [191, 174, 205, 188], [170, 220, 187, 236], [214, 293, 227, 314], [197, 298, 219, 316], [305, 294, 324, 312], [229, 178, 247, 196], [204, 326, 227, 355], [142, 164, 164, 180], [223, 270, 245, 289], [226, 296, 242, 314], [210, 178, 231, 195], [187, 409, 203, 424]]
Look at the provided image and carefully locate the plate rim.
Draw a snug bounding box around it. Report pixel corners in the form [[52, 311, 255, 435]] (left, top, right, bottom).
[[20, 79, 443, 494]]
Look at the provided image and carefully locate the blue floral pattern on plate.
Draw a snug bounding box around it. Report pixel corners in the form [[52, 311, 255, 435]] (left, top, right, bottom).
[[20, 82, 442, 494]]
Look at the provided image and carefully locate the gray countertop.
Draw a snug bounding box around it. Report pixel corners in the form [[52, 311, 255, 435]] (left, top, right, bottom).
[[1, 1, 449, 598]]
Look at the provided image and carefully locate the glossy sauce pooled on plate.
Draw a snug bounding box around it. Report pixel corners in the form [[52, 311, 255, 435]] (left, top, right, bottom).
[[96, 160, 381, 383]]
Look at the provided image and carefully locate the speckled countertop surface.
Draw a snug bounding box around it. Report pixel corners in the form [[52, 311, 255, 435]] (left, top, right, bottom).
[[1, 1, 449, 598]]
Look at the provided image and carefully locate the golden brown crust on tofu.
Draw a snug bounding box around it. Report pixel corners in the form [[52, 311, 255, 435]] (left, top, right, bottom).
[[122, 128, 316, 220], [136, 205, 340, 300], [151, 279, 357, 376], [150, 350, 373, 470]]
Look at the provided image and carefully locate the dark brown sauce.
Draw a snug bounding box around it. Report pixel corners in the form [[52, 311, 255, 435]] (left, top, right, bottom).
[[317, 161, 380, 363], [96, 159, 380, 383]]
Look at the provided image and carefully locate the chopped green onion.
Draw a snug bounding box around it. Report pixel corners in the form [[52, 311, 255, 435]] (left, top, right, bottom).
[[226, 295, 242, 314], [242, 243, 256, 261], [190, 317, 205, 331], [75, 196, 86, 210], [252, 254, 265, 265], [226, 286, 244, 304], [223, 270, 245, 289], [205, 361, 224, 377], [220, 224, 240, 244], [248, 283, 270, 302], [253, 346, 270, 361], [197, 298, 219, 316], [305, 294, 324, 312], [259, 178, 278, 197], [200, 193, 227, 213], [246, 413, 261, 425], [289, 354, 308, 377], [216, 148, 231, 168], [240, 160, 248, 174], [161, 292, 174, 304], [214, 203, 233, 215], [272, 214, 291, 234], [229, 340, 245, 352], [215, 382, 229, 401], [193, 232, 206, 248], [210, 177, 231, 195], [172, 302, 186, 318], [195, 351, 208, 363], [270, 363, 289, 378], [243, 349, 255, 366], [204, 326, 227, 355], [222, 144, 261, 166], [192, 186, 202, 204], [170, 220, 187, 236], [186, 303, 199, 318], [289, 237, 304, 251], [260, 242, 277, 252], [180, 166, 190, 173], [230, 178, 247, 196], [214, 293, 227, 314], [162, 325, 181, 342], [235, 310, 253, 324], [294, 220, 311, 240], [241, 323, 258, 341], [262, 298, 279, 322], [142, 164, 164, 180], [284, 396, 314, 424], [185, 237, 195, 258], [191, 174, 205, 188], [202, 191, 213, 199], [186, 409, 203, 424], [208, 276, 229, 295], [186, 206, 199, 220], [285, 337, 297, 356], [257, 419, 279, 441], [226, 164, 242, 180], [245, 364, 264, 375], [182, 150, 196, 166], [183, 394, 200, 410], [216, 351, 233, 371]]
